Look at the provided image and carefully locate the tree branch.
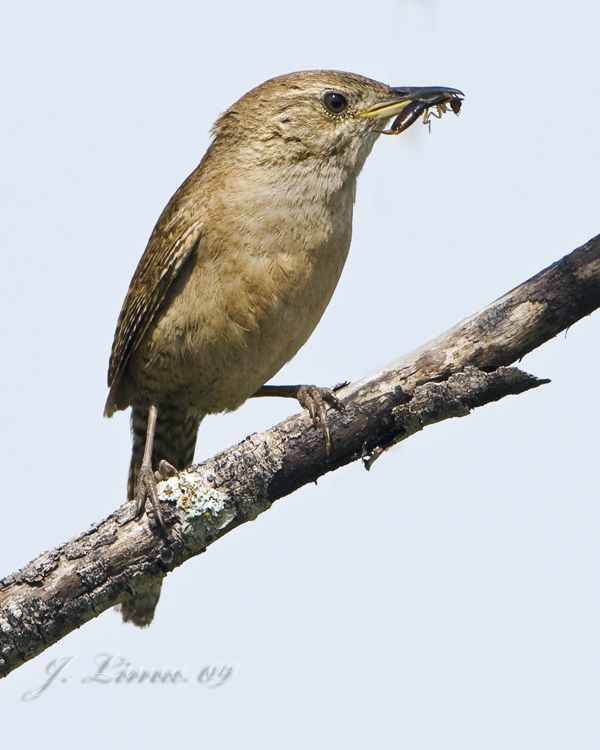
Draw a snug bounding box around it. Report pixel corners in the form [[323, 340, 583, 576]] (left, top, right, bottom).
[[1, 233, 599, 678]]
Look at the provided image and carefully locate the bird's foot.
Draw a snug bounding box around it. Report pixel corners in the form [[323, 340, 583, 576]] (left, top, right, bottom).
[[296, 384, 346, 455], [133, 460, 179, 534], [251, 382, 347, 454]]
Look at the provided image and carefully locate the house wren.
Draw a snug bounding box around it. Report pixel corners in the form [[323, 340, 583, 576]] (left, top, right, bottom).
[[105, 70, 463, 626]]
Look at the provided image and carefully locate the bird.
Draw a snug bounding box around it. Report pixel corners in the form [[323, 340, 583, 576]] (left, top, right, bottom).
[[105, 70, 463, 626]]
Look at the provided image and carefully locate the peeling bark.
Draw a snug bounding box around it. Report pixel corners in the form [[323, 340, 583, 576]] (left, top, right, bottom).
[[1, 233, 599, 678]]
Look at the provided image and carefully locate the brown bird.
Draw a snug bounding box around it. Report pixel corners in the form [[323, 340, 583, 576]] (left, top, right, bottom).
[[105, 70, 463, 626]]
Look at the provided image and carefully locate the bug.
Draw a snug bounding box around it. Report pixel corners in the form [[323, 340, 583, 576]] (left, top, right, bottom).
[[383, 94, 462, 135]]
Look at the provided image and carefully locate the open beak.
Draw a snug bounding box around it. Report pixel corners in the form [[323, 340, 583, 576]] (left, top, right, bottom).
[[362, 86, 464, 120]]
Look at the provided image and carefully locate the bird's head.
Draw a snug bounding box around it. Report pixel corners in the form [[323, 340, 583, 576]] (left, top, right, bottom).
[[211, 70, 463, 179]]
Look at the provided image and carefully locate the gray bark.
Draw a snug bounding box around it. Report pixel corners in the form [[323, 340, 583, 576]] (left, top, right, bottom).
[[1, 233, 599, 679]]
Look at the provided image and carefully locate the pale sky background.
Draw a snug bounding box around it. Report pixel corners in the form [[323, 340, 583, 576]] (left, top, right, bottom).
[[1, 1, 599, 747]]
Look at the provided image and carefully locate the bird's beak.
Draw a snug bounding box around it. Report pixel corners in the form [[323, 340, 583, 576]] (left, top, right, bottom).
[[361, 86, 464, 121]]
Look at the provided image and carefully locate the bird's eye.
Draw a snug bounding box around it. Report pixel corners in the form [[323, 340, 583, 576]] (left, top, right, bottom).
[[323, 91, 348, 115]]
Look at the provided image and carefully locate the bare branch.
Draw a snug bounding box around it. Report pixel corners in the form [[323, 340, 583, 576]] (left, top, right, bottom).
[[1, 233, 599, 678]]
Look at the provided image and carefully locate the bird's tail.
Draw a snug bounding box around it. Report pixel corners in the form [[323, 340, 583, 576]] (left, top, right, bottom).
[[118, 404, 204, 628]]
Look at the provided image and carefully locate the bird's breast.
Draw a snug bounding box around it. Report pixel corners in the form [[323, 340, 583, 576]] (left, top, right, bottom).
[[128, 175, 356, 412]]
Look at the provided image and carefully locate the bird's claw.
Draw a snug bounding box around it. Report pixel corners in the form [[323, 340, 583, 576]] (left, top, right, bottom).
[[296, 384, 345, 456], [133, 462, 176, 534], [154, 459, 179, 483]]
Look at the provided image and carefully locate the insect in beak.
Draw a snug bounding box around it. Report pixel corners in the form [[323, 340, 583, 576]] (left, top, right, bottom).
[[382, 95, 462, 135]]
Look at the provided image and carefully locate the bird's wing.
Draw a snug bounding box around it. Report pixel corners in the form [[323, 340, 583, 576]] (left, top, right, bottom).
[[104, 211, 203, 417]]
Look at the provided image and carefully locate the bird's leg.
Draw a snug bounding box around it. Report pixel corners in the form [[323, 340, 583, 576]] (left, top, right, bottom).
[[251, 383, 347, 455], [133, 400, 178, 534]]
